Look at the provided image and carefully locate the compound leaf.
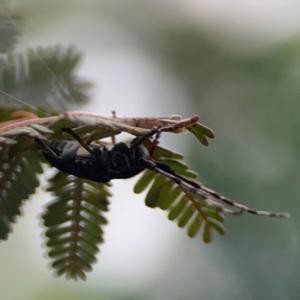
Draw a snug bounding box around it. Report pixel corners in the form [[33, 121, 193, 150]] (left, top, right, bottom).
[[0, 146, 43, 240], [42, 171, 112, 280], [134, 144, 226, 242], [0, 45, 92, 113]]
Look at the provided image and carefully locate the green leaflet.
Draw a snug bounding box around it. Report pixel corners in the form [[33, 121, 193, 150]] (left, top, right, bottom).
[[177, 204, 195, 228], [187, 122, 215, 146], [206, 218, 226, 236], [158, 185, 181, 210], [145, 175, 166, 207], [202, 221, 212, 243], [133, 169, 156, 194], [160, 158, 198, 178], [187, 215, 203, 238], [154, 146, 184, 159], [155, 179, 174, 208], [168, 195, 189, 220]]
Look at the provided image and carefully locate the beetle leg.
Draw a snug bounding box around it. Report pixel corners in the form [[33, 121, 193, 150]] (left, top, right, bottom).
[[111, 111, 117, 145], [35, 138, 60, 159], [61, 127, 94, 155], [130, 126, 160, 149]]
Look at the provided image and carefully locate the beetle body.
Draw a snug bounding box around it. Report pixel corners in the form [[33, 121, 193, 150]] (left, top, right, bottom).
[[41, 139, 149, 182]]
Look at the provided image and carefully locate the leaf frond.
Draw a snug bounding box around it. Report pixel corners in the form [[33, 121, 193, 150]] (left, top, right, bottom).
[[0, 147, 43, 240], [134, 145, 226, 243], [0, 45, 93, 113], [42, 171, 112, 280]]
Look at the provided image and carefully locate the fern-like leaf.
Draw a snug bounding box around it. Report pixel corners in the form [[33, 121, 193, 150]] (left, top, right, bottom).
[[0, 45, 93, 113], [134, 145, 226, 243], [0, 141, 43, 240], [42, 171, 112, 280]]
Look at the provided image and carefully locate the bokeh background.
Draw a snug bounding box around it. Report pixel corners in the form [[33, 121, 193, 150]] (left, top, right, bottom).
[[1, 0, 300, 299]]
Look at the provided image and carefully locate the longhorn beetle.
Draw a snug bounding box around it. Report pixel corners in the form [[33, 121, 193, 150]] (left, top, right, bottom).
[[36, 127, 289, 218], [35, 127, 159, 183]]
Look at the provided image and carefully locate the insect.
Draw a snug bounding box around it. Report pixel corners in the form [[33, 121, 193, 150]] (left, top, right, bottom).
[[36, 126, 289, 218], [35, 127, 157, 183]]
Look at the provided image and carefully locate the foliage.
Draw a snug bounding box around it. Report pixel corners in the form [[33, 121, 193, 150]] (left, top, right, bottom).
[[0, 145, 43, 239], [43, 171, 111, 280], [0, 44, 92, 113]]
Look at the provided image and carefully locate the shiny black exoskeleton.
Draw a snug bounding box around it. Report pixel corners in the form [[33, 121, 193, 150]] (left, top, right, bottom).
[[39, 138, 151, 182]]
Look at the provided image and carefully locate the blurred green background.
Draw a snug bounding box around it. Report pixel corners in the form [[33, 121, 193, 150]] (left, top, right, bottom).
[[1, 0, 300, 299]]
